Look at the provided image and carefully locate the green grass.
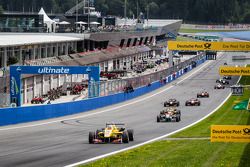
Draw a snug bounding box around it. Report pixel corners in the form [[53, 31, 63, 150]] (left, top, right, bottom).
[[179, 28, 248, 33], [81, 76, 250, 167]]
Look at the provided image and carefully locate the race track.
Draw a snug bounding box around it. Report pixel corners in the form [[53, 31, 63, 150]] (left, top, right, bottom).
[[0, 52, 245, 167]]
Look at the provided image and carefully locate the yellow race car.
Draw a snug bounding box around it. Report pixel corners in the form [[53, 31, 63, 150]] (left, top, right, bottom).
[[89, 123, 134, 144]]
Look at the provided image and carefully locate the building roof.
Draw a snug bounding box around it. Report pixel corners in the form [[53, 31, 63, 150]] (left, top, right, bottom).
[[0, 33, 82, 47], [116, 19, 181, 27]]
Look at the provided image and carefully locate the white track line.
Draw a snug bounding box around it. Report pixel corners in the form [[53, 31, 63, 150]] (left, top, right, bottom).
[[65, 66, 241, 167], [0, 58, 213, 131], [64, 91, 233, 167]]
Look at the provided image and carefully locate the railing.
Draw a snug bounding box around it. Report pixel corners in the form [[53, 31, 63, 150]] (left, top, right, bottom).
[[94, 54, 204, 96]]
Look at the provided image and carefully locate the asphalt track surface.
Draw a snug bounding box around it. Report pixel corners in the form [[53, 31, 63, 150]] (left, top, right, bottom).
[[0, 52, 245, 167]]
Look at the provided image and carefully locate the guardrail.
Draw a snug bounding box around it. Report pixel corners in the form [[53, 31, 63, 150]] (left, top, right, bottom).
[[0, 56, 206, 126]]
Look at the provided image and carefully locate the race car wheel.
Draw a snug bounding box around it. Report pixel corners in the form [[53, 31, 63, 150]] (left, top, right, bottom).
[[178, 110, 181, 115], [122, 131, 129, 143], [176, 117, 180, 122], [177, 102, 180, 106], [89, 132, 95, 144], [127, 129, 134, 141], [96, 129, 102, 138], [157, 115, 160, 122]]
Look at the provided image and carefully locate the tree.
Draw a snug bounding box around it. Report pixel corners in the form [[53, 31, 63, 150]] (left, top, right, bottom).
[[0, 5, 3, 14], [148, 2, 159, 18], [243, 10, 250, 23]]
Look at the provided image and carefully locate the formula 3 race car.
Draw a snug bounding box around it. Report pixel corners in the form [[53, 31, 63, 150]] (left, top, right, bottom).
[[31, 97, 45, 104], [214, 83, 225, 89], [223, 76, 232, 80], [216, 79, 229, 85], [197, 91, 209, 98], [157, 108, 181, 122], [164, 98, 180, 107], [89, 123, 134, 144], [185, 98, 201, 106]]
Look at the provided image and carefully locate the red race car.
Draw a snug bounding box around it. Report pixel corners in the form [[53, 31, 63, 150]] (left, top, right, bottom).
[[197, 91, 209, 98], [185, 98, 201, 106], [31, 97, 45, 104]]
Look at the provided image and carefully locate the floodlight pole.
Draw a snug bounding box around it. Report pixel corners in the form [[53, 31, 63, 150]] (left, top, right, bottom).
[[76, 0, 78, 23], [88, 0, 90, 30], [124, 0, 127, 25]]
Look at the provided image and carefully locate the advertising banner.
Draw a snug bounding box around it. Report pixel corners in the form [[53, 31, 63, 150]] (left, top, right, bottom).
[[168, 41, 250, 51], [211, 125, 250, 142], [219, 66, 250, 76], [10, 66, 100, 106]]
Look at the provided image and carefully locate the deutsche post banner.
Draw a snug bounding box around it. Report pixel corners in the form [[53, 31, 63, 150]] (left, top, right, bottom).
[[219, 66, 250, 76], [211, 125, 250, 142], [168, 41, 250, 51]]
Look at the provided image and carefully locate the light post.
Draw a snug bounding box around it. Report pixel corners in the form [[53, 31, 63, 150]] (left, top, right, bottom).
[[88, 0, 90, 30], [86, 67, 91, 98]]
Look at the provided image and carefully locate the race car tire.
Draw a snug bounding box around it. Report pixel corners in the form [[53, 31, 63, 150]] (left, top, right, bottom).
[[127, 129, 134, 141], [96, 129, 102, 138], [122, 131, 129, 143], [89, 132, 95, 144], [157, 115, 160, 122], [177, 102, 180, 106]]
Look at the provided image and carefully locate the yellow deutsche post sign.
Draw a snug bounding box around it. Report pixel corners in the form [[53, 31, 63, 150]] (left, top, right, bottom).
[[168, 41, 250, 51], [219, 66, 250, 76], [211, 125, 250, 142]]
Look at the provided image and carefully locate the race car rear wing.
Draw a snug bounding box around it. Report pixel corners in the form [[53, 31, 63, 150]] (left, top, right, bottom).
[[106, 123, 125, 126]]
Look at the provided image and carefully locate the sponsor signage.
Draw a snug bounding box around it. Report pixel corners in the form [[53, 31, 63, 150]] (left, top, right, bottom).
[[211, 125, 250, 142], [168, 41, 250, 51], [37, 67, 70, 74], [219, 66, 250, 76], [10, 65, 100, 106]]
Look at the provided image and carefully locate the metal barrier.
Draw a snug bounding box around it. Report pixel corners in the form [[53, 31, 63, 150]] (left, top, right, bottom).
[[97, 54, 204, 96]]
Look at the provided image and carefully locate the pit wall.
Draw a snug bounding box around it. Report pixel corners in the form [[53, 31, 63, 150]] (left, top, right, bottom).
[[0, 57, 206, 126]]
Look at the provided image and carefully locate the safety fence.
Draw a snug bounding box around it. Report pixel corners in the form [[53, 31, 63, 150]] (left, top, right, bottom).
[[0, 55, 206, 126], [97, 54, 204, 96]]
